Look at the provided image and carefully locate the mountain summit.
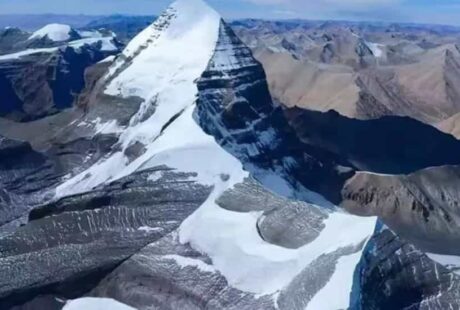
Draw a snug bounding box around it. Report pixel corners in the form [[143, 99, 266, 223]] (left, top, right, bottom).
[[29, 23, 80, 42]]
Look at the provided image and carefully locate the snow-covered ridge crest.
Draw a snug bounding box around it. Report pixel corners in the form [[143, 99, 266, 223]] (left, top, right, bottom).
[[0, 37, 118, 61], [29, 23, 73, 42], [104, 0, 220, 87]]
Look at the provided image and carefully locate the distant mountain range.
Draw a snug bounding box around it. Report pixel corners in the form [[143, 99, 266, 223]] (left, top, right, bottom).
[[2, 13, 460, 33], [0, 14, 104, 30]]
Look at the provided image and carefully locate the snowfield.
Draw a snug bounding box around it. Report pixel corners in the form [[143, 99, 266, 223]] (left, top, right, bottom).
[[0, 47, 59, 60], [427, 253, 460, 276], [0, 38, 117, 61], [366, 42, 385, 58], [29, 23, 72, 41], [63, 298, 136, 310]]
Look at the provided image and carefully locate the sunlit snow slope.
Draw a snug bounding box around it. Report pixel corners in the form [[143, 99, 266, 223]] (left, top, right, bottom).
[[29, 23, 73, 41], [56, 0, 222, 195]]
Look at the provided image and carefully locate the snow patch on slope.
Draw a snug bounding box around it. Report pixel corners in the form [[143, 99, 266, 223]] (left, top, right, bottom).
[[427, 253, 460, 275], [0, 37, 117, 61], [78, 30, 104, 39], [68, 37, 118, 51], [63, 298, 136, 310], [181, 200, 375, 295], [29, 23, 72, 41], [306, 250, 365, 310], [366, 42, 384, 58], [98, 55, 116, 63], [164, 254, 217, 273], [0, 47, 59, 60]]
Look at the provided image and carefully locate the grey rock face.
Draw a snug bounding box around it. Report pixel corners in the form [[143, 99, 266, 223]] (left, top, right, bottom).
[[91, 233, 277, 310], [353, 223, 460, 310], [217, 178, 326, 249], [0, 166, 212, 309], [278, 243, 364, 310], [0, 136, 60, 228], [196, 20, 353, 203], [0, 28, 30, 55], [0, 39, 121, 122], [258, 201, 326, 249], [342, 166, 460, 255]]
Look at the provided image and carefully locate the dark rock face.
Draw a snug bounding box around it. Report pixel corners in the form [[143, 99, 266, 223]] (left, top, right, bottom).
[[342, 166, 460, 256], [0, 41, 120, 122], [0, 136, 59, 228], [0, 28, 29, 55], [353, 224, 460, 310], [217, 178, 326, 249], [90, 233, 276, 310], [0, 166, 212, 309], [196, 20, 353, 203], [0, 129, 122, 234]]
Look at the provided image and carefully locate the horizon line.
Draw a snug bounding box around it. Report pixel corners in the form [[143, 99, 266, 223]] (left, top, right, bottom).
[[1, 13, 460, 29]]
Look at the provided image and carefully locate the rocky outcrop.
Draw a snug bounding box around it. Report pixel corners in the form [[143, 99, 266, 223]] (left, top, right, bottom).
[[217, 178, 326, 249], [0, 38, 121, 121], [0, 166, 212, 309], [0, 136, 59, 229], [341, 166, 460, 255], [0, 27, 29, 55], [353, 224, 460, 310], [90, 233, 277, 310]]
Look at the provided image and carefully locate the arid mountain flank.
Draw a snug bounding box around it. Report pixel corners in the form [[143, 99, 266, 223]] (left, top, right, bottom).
[[234, 20, 460, 127]]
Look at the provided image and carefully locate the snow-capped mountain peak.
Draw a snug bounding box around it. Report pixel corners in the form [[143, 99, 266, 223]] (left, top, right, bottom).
[[57, 0, 223, 194], [29, 23, 75, 41]]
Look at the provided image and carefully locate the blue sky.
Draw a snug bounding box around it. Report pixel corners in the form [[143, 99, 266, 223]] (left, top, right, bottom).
[[0, 0, 459, 25]]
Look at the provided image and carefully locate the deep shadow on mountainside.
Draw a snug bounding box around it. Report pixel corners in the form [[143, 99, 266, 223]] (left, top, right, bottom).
[[284, 108, 460, 175]]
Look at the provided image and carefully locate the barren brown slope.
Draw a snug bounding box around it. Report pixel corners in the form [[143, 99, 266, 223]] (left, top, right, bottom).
[[254, 48, 361, 117], [241, 20, 460, 125], [393, 44, 460, 122], [437, 112, 460, 138]]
